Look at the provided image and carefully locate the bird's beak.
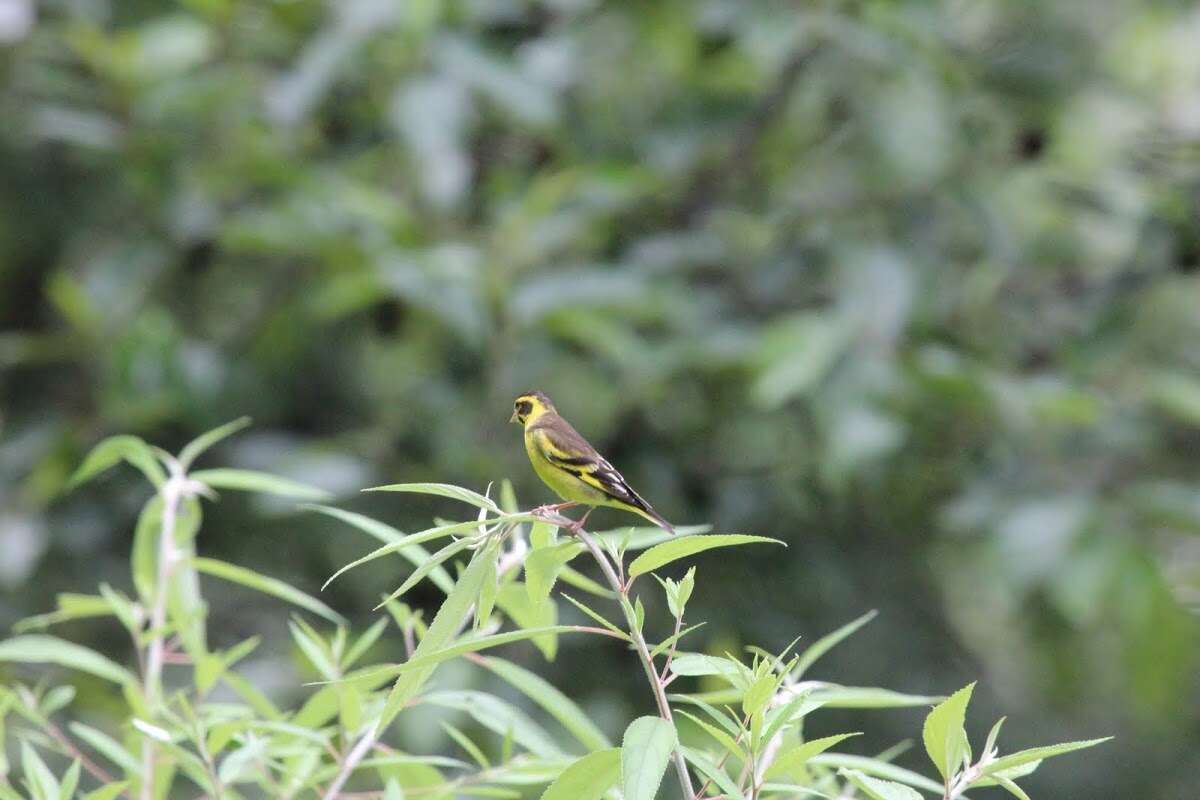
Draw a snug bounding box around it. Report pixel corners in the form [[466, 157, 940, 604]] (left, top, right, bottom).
[[509, 410, 519, 424]]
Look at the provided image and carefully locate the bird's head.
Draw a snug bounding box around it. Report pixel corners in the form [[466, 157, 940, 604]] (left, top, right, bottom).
[[510, 391, 555, 425]]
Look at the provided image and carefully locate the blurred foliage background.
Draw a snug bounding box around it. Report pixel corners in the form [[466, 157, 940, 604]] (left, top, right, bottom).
[[2, 0, 1199, 797]]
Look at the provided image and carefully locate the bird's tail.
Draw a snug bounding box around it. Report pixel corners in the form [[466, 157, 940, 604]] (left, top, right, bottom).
[[636, 505, 675, 535]]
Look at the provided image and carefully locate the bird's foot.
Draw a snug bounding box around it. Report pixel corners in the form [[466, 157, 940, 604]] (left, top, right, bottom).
[[532, 502, 578, 517], [566, 508, 593, 534]]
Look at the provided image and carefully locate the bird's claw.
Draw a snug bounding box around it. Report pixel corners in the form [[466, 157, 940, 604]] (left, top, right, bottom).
[[532, 502, 577, 517]]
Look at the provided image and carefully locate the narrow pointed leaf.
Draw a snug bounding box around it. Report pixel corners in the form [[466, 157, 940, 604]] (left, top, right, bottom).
[[838, 768, 923, 800], [305, 505, 454, 594], [0, 636, 135, 686], [21, 743, 59, 800], [377, 541, 500, 732], [475, 656, 611, 751], [810, 754, 943, 794], [374, 536, 476, 609], [192, 557, 344, 623], [765, 733, 861, 779], [177, 417, 251, 470], [675, 709, 743, 757], [794, 610, 878, 678], [335, 626, 590, 689], [322, 517, 531, 589], [809, 686, 942, 708], [628, 535, 784, 577], [68, 435, 165, 489], [364, 482, 499, 512], [980, 738, 1112, 777], [190, 468, 330, 500]]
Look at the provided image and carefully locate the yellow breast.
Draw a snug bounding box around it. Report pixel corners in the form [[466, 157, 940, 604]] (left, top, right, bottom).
[[524, 427, 607, 505]]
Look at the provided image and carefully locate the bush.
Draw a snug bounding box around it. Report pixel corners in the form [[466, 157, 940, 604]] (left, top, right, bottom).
[[0, 423, 1106, 798]]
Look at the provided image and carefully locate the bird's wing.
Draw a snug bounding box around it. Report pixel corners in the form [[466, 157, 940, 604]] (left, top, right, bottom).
[[534, 417, 651, 512]]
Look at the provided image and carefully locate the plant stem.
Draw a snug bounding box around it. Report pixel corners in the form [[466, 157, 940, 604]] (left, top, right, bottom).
[[573, 527, 696, 800], [323, 729, 377, 800], [324, 525, 529, 799], [44, 718, 121, 793], [140, 473, 184, 800]]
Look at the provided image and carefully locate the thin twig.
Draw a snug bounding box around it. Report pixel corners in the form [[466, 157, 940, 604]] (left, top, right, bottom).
[[43, 718, 121, 792], [139, 470, 184, 800], [570, 523, 697, 800], [660, 609, 685, 683]]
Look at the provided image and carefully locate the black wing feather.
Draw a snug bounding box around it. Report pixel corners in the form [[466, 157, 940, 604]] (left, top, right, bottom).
[[533, 417, 653, 512]]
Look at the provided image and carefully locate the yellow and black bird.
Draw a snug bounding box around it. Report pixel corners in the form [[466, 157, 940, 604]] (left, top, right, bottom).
[[510, 391, 675, 534]]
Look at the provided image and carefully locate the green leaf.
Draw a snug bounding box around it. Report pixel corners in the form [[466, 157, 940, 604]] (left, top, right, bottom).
[[475, 656, 611, 751], [669, 653, 745, 679], [0, 636, 135, 686], [304, 505, 454, 594], [994, 775, 1033, 800], [648, 622, 706, 660], [68, 435, 165, 489], [442, 721, 490, 768], [983, 716, 1006, 758], [525, 542, 584, 605], [559, 594, 629, 640], [765, 733, 861, 780], [58, 759, 81, 800], [496, 584, 559, 660], [425, 690, 563, 758], [21, 742, 59, 800], [289, 620, 339, 681], [344, 617, 389, 669], [558, 566, 613, 600], [130, 494, 201, 603], [838, 768, 923, 800], [69, 723, 142, 775], [680, 746, 744, 799], [809, 754, 944, 794], [177, 417, 252, 470], [375, 536, 477, 609], [620, 716, 676, 800], [760, 690, 823, 744], [595, 525, 712, 551], [363, 482, 500, 512], [628, 535, 784, 577], [13, 593, 113, 632], [192, 557, 344, 624], [979, 738, 1112, 778], [337, 626, 586, 690], [670, 696, 742, 739], [475, 555, 499, 631], [82, 784, 129, 800], [676, 567, 695, 611], [189, 468, 330, 500], [742, 672, 777, 717], [377, 540, 501, 733], [808, 686, 942, 708], [922, 682, 975, 780], [675, 709, 743, 758], [539, 749, 620, 800], [794, 610, 878, 678], [322, 517, 526, 590]]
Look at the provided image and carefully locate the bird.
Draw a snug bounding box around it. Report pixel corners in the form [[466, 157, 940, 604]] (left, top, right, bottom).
[[510, 391, 675, 534]]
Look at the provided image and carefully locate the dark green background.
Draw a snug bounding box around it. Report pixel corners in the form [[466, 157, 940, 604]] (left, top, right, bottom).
[[2, 1, 1198, 797]]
